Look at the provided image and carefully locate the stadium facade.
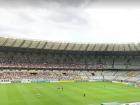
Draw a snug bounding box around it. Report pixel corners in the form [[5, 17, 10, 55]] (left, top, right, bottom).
[[0, 37, 140, 84]]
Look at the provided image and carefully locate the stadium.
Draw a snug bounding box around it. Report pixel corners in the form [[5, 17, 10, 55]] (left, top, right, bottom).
[[0, 37, 140, 105], [1, 0, 140, 105]]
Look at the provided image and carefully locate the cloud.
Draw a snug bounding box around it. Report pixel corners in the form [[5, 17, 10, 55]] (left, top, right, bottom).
[[0, 0, 140, 43], [0, 0, 91, 8], [0, 0, 140, 8]]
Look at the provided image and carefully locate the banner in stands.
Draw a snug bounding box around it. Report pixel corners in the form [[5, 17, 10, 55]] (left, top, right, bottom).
[[0, 79, 11, 84], [21, 79, 31, 83], [11, 79, 21, 83], [31, 79, 50, 83]]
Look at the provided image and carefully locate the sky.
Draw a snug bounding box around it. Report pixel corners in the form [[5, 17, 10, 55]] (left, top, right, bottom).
[[0, 0, 140, 43]]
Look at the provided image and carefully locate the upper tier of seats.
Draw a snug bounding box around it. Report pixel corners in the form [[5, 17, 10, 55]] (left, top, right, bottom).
[[0, 51, 139, 69]]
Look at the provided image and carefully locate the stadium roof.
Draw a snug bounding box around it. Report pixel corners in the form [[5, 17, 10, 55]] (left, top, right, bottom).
[[0, 37, 140, 52]]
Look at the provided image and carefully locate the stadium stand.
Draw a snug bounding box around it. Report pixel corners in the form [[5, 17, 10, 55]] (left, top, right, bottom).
[[0, 37, 140, 83]]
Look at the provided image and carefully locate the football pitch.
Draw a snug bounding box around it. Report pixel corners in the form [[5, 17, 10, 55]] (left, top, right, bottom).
[[0, 82, 140, 105]]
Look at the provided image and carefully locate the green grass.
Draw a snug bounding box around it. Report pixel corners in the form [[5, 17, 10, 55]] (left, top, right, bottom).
[[0, 82, 140, 105]]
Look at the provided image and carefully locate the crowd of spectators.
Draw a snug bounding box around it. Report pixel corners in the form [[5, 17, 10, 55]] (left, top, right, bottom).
[[0, 52, 139, 82], [0, 70, 140, 83], [0, 52, 139, 69], [0, 70, 92, 80]]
